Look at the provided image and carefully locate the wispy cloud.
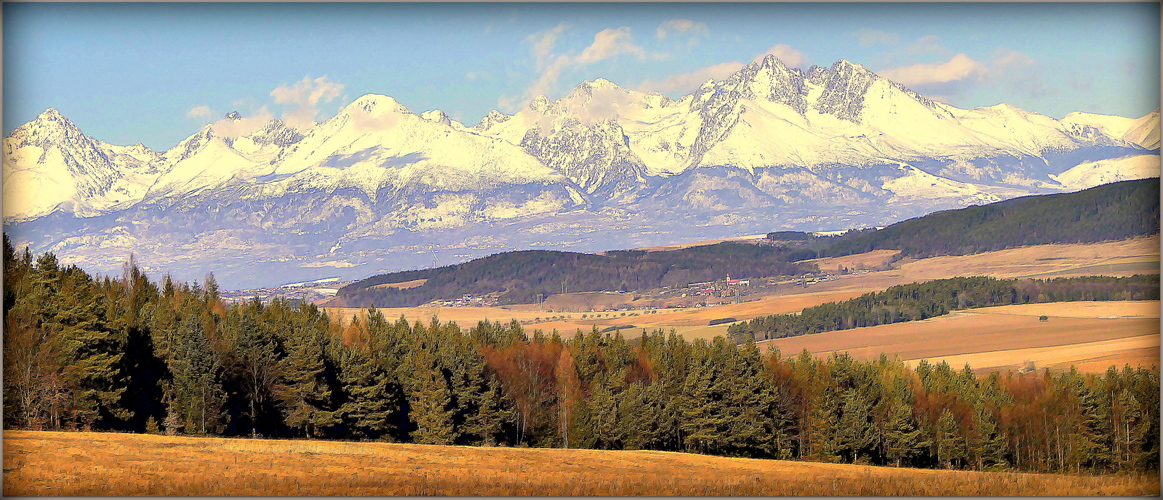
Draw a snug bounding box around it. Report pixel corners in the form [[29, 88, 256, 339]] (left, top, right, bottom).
[[638, 61, 746, 94], [904, 35, 950, 55], [656, 19, 709, 39], [270, 76, 345, 130], [529, 23, 568, 69], [853, 29, 899, 46], [575, 27, 650, 64]]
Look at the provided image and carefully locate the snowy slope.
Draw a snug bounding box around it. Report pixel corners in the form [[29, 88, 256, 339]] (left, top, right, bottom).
[[1122, 109, 1160, 150], [265, 94, 571, 195], [1050, 154, 1161, 190]]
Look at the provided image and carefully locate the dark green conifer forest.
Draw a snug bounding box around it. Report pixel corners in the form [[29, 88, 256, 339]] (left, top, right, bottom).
[[3, 235, 1159, 474], [728, 275, 1160, 342]]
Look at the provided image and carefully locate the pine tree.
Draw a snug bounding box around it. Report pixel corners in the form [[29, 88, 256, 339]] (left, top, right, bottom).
[[884, 401, 925, 467], [936, 409, 967, 469], [835, 388, 877, 463], [404, 347, 456, 445], [279, 314, 338, 438], [337, 339, 398, 440], [589, 373, 622, 450], [169, 314, 225, 435]]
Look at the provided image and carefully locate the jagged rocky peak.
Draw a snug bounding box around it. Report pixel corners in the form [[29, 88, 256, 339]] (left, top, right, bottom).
[[250, 118, 304, 147], [472, 109, 511, 132], [224, 111, 243, 121], [529, 95, 555, 114], [420, 109, 453, 127], [11, 108, 87, 145], [725, 54, 809, 114], [807, 59, 883, 123]]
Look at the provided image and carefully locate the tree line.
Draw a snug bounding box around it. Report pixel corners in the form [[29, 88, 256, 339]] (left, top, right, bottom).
[[820, 178, 1159, 259], [728, 275, 1160, 342], [3, 238, 1158, 474], [337, 243, 815, 308]]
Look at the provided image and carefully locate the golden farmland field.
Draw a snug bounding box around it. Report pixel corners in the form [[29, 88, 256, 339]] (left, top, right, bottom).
[[758, 301, 1160, 375], [325, 237, 1158, 343], [325, 289, 867, 342], [4, 430, 1157, 496]]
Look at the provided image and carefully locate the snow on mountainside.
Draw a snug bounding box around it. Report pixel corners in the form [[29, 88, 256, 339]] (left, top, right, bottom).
[[1050, 154, 1162, 190], [267, 95, 568, 194], [3, 109, 163, 221], [1123, 109, 1161, 150], [3, 55, 1159, 288], [1062, 108, 1160, 149]]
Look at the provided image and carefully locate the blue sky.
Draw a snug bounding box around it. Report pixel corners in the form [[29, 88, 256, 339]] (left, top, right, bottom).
[[4, 2, 1159, 150]]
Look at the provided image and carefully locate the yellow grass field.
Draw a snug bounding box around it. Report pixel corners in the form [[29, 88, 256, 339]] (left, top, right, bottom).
[[325, 289, 868, 342], [370, 278, 427, 290], [758, 301, 1160, 375], [4, 430, 1157, 496]]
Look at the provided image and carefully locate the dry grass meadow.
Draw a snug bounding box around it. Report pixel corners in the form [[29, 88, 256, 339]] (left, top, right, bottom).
[[4, 430, 1157, 496], [759, 301, 1160, 375]]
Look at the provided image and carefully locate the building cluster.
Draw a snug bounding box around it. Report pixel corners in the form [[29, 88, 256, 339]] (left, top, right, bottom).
[[220, 279, 356, 305], [424, 292, 502, 308]]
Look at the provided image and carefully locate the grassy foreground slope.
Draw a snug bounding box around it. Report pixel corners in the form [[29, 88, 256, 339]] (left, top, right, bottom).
[[4, 430, 1157, 496]]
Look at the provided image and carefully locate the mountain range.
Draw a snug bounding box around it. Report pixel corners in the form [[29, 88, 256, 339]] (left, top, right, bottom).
[[3, 56, 1159, 288]]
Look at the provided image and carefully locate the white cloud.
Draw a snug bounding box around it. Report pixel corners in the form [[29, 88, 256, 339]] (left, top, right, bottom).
[[638, 61, 746, 94], [210, 106, 274, 138], [752, 44, 809, 69], [186, 105, 213, 120], [270, 75, 345, 130], [466, 72, 478, 82], [853, 29, 899, 46], [877, 53, 989, 86], [656, 19, 709, 39]]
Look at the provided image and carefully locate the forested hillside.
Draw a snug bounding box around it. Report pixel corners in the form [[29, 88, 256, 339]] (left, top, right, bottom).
[[336, 243, 814, 307], [728, 275, 1160, 342], [3, 237, 1159, 474], [822, 178, 1159, 259]]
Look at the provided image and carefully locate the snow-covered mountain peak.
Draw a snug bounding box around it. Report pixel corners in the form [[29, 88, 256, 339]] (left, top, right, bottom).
[[8, 107, 89, 146], [472, 109, 512, 132], [578, 78, 624, 92], [529, 95, 554, 114], [345, 94, 412, 118]]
